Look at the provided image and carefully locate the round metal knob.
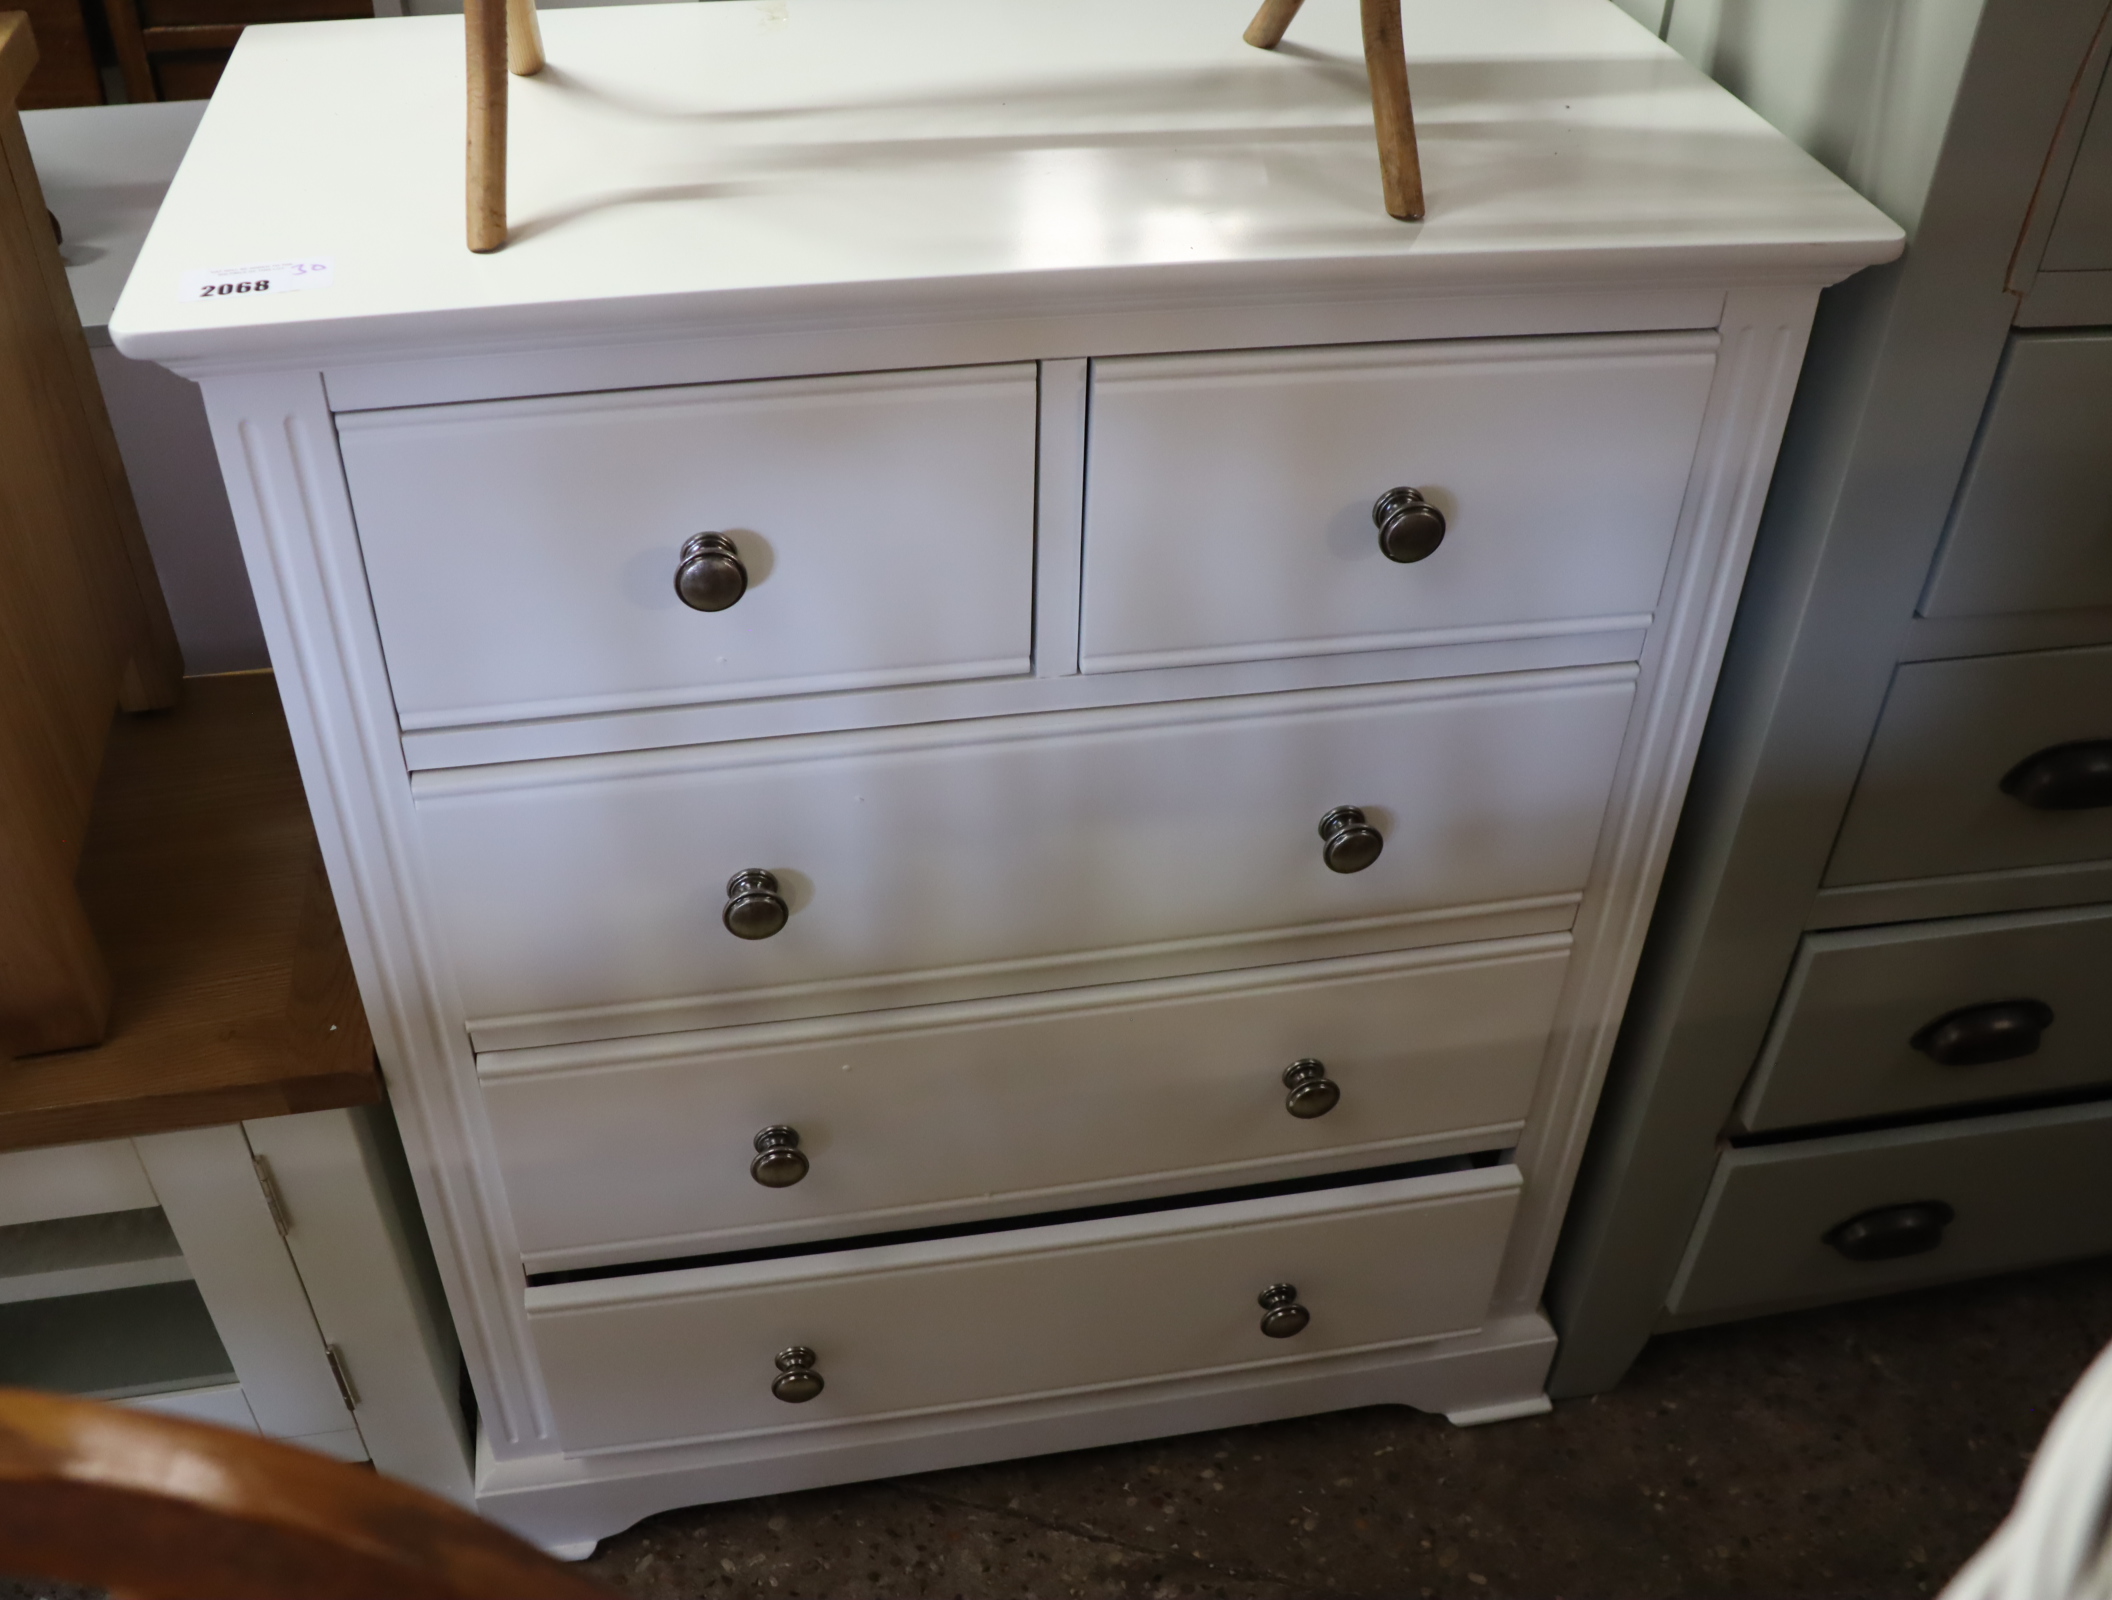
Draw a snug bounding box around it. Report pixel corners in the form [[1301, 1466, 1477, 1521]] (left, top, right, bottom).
[[750, 1126, 809, 1187], [1282, 1059, 1340, 1119], [1824, 1201, 1954, 1262], [674, 532, 749, 613], [1910, 1000, 2054, 1067], [1318, 806, 1384, 874], [770, 1346, 824, 1403], [1373, 487, 1446, 564], [723, 869, 789, 940], [1257, 1283, 1310, 1339]]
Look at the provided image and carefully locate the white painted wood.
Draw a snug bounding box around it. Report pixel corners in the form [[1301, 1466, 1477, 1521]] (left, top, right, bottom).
[[244, 1108, 474, 1501], [1736, 903, 2112, 1132], [1486, 283, 1823, 1316], [1666, 1098, 2112, 1322], [418, 672, 1632, 1049], [321, 290, 1731, 421], [105, 0, 1896, 375], [0, 1208, 189, 1304], [338, 367, 1038, 730], [1824, 644, 2112, 887], [397, 625, 1651, 772], [1919, 332, 2112, 619], [1079, 336, 1716, 673], [136, 0, 1897, 1516], [1032, 359, 1087, 679], [126, 1382, 261, 1431], [133, 1124, 355, 1442], [279, 1425, 372, 1462], [525, 1165, 1519, 1453], [196, 368, 551, 1453], [475, 1311, 1558, 1552], [0, 1141, 157, 1227], [484, 938, 1567, 1269]]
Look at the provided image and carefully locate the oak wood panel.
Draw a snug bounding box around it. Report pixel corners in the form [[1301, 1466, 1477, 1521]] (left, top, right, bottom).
[[0, 674, 379, 1153], [0, 13, 178, 1053], [0, 1387, 610, 1599]]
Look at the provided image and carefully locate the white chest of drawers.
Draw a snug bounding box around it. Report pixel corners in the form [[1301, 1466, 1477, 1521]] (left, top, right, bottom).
[[112, 0, 1898, 1552]]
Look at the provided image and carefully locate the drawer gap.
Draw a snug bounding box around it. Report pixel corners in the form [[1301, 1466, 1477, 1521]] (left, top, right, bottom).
[[526, 1148, 1512, 1287], [1728, 1080, 2112, 1149]]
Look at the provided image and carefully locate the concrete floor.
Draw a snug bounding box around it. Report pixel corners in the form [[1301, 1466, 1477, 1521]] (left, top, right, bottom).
[[581, 1255, 2112, 1599], [3, 1256, 2107, 1597]]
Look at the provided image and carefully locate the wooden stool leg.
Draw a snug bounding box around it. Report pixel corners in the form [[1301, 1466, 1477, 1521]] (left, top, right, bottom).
[[1243, 0, 1307, 49], [1359, 0, 1424, 220], [507, 0, 544, 77], [466, 0, 507, 252]]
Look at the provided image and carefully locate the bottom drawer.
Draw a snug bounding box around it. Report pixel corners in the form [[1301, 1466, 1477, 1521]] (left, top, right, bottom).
[[1668, 1099, 2112, 1321], [525, 1162, 1521, 1453]]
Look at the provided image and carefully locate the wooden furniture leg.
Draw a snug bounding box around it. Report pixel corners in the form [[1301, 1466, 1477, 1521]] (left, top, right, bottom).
[[1243, 0, 1425, 221], [465, 0, 542, 252], [1360, 0, 1424, 220], [465, 0, 506, 252], [1243, 0, 1307, 49], [506, 0, 543, 77]]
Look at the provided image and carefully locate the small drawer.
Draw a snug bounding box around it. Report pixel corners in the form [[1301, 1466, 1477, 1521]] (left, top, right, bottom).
[[417, 670, 1634, 1049], [1919, 333, 2112, 620], [1736, 904, 2112, 1133], [337, 365, 1038, 731], [1078, 333, 1717, 673], [1825, 645, 2112, 888], [484, 938, 1568, 1271], [1668, 1100, 2112, 1321], [524, 1163, 1521, 1453]]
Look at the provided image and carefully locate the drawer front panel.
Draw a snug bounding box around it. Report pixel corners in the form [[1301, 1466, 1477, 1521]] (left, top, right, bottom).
[[526, 1165, 1521, 1451], [1919, 333, 2112, 620], [338, 366, 1038, 730], [1737, 903, 2112, 1133], [1825, 646, 2112, 887], [420, 672, 1634, 1046], [1669, 1101, 2112, 1321], [1079, 334, 1717, 673], [486, 939, 1569, 1269]]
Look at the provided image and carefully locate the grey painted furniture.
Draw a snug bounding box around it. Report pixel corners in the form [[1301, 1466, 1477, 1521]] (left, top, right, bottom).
[[1551, 0, 2112, 1396]]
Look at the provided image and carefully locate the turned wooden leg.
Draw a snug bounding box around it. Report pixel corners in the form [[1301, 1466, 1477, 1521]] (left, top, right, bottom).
[[507, 0, 544, 77], [1243, 0, 1307, 49], [1359, 0, 1424, 220], [466, 0, 507, 252]]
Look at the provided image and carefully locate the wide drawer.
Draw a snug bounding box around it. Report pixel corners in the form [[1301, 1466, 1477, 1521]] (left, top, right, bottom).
[[1668, 1099, 2112, 1321], [337, 366, 1038, 731], [1825, 645, 2112, 888], [525, 1163, 1521, 1452], [1078, 334, 1717, 673], [1919, 333, 2112, 619], [485, 938, 1569, 1271], [418, 670, 1635, 1049], [1736, 903, 2112, 1133]]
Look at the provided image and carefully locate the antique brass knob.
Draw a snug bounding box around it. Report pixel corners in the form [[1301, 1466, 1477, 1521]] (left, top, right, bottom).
[[675, 532, 748, 612], [771, 1346, 824, 1402], [1318, 806, 1383, 874], [1282, 1059, 1340, 1119], [1258, 1283, 1310, 1338], [723, 869, 789, 940], [750, 1126, 810, 1187], [1373, 487, 1446, 563]]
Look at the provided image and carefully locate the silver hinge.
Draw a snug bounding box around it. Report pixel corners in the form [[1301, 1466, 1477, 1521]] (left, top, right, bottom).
[[252, 1154, 291, 1237], [324, 1343, 360, 1410]]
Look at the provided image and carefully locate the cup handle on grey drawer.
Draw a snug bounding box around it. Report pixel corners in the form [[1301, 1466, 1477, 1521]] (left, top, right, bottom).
[[1909, 999, 2055, 1067], [1825, 1201, 1955, 1262], [1999, 740, 2112, 810]]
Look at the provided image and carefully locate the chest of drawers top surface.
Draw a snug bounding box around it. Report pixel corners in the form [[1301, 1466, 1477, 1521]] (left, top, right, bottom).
[[109, 0, 1897, 371]]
